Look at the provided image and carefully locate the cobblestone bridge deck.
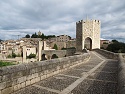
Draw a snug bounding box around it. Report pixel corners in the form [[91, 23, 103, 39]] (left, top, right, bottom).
[[13, 51, 118, 94]]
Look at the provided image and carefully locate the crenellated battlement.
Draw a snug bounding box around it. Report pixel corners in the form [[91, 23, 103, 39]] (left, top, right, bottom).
[[76, 19, 100, 25]]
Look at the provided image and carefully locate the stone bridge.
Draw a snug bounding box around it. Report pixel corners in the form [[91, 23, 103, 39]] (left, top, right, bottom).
[[41, 50, 66, 60], [0, 49, 125, 94]]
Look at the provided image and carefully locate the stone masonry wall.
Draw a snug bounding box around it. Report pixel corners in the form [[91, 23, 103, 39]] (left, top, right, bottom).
[[118, 54, 125, 94], [76, 21, 82, 52], [0, 53, 90, 94], [94, 49, 125, 94], [94, 49, 118, 59]]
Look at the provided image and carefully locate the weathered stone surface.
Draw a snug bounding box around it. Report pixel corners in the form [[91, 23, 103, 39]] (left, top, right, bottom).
[[26, 80, 30, 86], [118, 54, 125, 94], [2, 86, 13, 94], [94, 49, 118, 59], [6, 81, 13, 88], [2, 74, 12, 82], [13, 86, 57, 94], [0, 76, 2, 83], [0, 82, 6, 90], [71, 79, 117, 94], [0, 67, 9, 76], [36, 75, 78, 91], [18, 77, 26, 84]]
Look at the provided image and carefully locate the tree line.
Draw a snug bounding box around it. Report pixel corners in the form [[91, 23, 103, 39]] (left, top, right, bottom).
[[25, 32, 56, 40]]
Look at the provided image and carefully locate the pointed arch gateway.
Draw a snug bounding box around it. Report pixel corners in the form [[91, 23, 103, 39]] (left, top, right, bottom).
[[84, 37, 92, 50]]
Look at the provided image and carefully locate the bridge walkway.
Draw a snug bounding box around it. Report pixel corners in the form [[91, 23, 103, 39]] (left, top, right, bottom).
[[12, 51, 118, 94]]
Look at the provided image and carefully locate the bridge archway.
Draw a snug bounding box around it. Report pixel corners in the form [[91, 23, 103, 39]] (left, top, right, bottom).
[[84, 37, 92, 50], [41, 54, 47, 61], [51, 54, 58, 59]]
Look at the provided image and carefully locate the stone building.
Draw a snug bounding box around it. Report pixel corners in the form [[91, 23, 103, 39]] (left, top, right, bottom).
[[100, 40, 111, 49], [66, 39, 76, 48], [47, 35, 72, 50], [56, 35, 71, 42], [76, 19, 101, 51], [38, 31, 42, 36]]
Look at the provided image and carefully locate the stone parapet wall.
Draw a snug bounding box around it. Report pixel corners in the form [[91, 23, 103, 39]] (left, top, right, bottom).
[[94, 49, 118, 59], [66, 49, 76, 56], [0, 53, 90, 94], [118, 54, 125, 94], [94, 49, 125, 93]]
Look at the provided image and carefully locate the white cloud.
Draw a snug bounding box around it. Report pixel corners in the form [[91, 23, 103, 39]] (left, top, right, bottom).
[[0, 0, 125, 42]]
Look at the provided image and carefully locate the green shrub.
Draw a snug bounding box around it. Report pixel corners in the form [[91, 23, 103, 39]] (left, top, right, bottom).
[[12, 53, 16, 58], [53, 44, 58, 50], [0, 61, 15, 67], [7, 54, 12, 58], [27, 53, 36, 59]]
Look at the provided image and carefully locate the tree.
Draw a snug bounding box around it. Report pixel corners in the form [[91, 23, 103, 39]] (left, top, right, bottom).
[[25, 34, 30, 38], [53, 44, 58, 50], [41, 33, 45, 40], [31, 32, 38, 38], [27, 53, 36, 59], [7, 54, 12, 58], [112, 40, 118, 43], [12, 53, 16, 58], [106, 40, 125, 53], [51, 54, 58, 59]]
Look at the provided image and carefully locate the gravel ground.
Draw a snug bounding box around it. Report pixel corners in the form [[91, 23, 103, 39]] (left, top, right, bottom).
[[71, 79, 117, 94], [36, 75, 78, 91], [13, 86, 57, 94]]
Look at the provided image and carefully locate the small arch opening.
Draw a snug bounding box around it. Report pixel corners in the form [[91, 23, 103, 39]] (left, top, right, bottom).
[[51, 54, 58, 59], [41, 54, 47, 61]]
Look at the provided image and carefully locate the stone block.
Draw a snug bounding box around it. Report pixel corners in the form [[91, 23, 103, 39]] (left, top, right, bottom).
[[43, 70, 48, 75], [0, 67, 9, 76], [17, 84, 21, 90], [30, 78, 36, 84], [14, 85, 18, 91], [40, 75, 46, 80], [30, 68, 36, 74], [32, 73, 38, 79], [17, 76, 26, 84], [0, 76, 2, 83], [2, 74, 12, 82], [26, 80, 31, 86], [38, 71, 44, 76], [26, 75, 33, 80], [1, 86, 13, 94], [35, 77, 40, 82], [6, 81, 12, 88], [21, 82, 25, 88], [12, 79, 18, 86], [0, 82, 6, 90], [41, 65, 47, 71], [36, 67, 42, 72], [21, 70, 27, 76]]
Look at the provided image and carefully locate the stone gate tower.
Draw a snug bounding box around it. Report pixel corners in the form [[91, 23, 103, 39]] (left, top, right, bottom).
[[76, 19, 100, 51]]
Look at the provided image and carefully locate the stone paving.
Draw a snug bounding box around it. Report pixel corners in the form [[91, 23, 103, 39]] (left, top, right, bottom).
[[12, 51, 118, 94]]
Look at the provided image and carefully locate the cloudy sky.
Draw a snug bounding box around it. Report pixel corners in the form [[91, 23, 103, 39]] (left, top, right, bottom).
[[0, 0, 125, 42]]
